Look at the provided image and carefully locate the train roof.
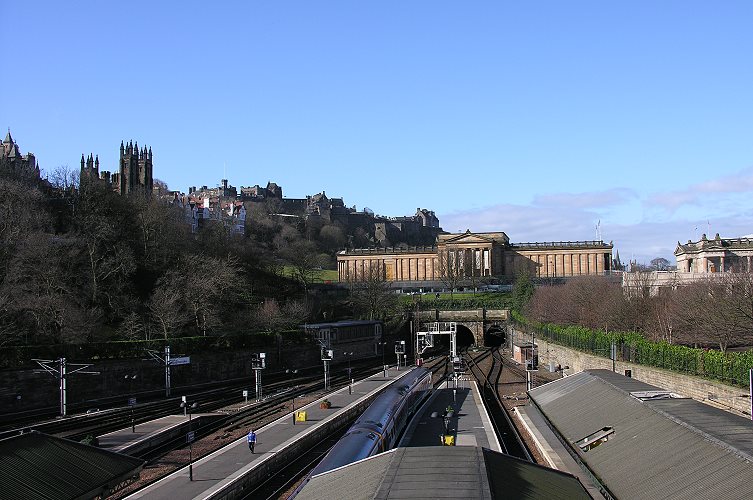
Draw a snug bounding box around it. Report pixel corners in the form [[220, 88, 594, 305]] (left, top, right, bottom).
[[298, 446, 590, 499]]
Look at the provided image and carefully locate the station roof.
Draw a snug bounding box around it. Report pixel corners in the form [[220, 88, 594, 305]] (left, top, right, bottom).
[[297, 446, 590, 500], [0, 431, 144, 500], [528, 369, 753, 500]]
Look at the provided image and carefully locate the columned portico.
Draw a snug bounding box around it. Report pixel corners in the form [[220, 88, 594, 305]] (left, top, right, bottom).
[[337, 231, 613, 283], [675, 234, 753, 274]]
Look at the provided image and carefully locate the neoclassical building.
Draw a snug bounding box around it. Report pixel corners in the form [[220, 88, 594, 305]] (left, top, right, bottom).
[[337, 230, 613, 283], [675, 233, 753, 273]]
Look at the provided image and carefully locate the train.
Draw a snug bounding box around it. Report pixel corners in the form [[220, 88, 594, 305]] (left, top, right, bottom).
[[308, 367, 432, 477]]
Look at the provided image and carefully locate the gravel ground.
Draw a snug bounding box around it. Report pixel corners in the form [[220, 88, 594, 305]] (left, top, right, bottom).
[[471, 346, 561, 466]]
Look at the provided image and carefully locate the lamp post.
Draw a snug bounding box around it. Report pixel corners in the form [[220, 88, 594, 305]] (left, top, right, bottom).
[[286, 368, 298, 387], [287, 369, 298, 425], [125, 374, 137, 433], [378, 342, 387, 377], [180, 400, 199, 481], [343, 352, 353, 394]]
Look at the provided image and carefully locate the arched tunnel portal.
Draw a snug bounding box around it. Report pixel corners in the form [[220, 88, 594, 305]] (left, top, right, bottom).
[[484, 324, 506, 347]]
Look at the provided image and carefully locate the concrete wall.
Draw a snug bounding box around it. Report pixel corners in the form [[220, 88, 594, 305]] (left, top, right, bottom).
[[509, 326, 752, 417]]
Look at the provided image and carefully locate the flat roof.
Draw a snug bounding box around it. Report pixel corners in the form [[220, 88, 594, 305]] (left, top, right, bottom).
[[528, 369, 753, 499], [0, 431, 144, 500]]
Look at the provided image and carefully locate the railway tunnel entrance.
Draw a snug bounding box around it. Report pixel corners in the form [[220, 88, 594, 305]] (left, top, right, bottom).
[[430, 324, 476, 351], [484, 325, 506, 347], [456, 325, 475, 349]]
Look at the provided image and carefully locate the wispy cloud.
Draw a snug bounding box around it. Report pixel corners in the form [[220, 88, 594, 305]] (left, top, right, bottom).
[[440, 182, 753, 264], [647, 166, 753, 210]]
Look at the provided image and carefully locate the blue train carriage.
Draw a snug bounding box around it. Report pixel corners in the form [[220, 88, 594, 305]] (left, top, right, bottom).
[[309, 367, 432, 476]]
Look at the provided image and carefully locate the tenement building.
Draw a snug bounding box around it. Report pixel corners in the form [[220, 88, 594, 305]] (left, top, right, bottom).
[[337, 230, 613, 283]]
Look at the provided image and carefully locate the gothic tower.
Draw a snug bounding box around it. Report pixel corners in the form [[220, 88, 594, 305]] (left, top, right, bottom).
[[118, 140, 153, 195], [80, 153, 100, 183]]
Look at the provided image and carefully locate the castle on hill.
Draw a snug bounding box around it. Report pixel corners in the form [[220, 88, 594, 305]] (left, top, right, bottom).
[[1, 129, 40, 179]]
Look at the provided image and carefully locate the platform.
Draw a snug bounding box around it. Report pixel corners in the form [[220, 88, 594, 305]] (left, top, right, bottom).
[[126, 366, 414, 500], [400, 378, 500, 452], [513, 405, 606, 500], [99, 414, 217, 455]]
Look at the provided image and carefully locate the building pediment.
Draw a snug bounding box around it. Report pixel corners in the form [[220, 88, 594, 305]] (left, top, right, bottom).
[[445, 234, 494, 245], [439, 230, 507, 246]]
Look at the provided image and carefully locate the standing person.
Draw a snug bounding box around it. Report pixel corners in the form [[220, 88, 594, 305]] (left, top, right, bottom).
[[247, 429, 257, 453]]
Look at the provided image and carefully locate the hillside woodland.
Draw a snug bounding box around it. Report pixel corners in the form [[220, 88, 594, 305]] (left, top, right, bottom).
[[0, 162, 401, 346]]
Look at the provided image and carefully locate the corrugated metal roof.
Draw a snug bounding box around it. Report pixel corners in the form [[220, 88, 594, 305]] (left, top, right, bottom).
[[298, 446, 589, 500], [529, 370, 753, 500], [0, 431, 144, 500]]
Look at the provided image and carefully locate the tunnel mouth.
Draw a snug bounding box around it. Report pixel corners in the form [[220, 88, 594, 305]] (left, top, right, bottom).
[[484, 326, 506, 347], [456, 325, 475, 348]]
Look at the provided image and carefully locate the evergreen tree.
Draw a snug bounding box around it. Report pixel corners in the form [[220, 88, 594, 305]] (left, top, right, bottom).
[[512, 269, 535, 312]]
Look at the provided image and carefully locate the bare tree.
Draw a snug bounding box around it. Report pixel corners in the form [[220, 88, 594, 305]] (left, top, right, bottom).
[[257, 298, 309, 332], [650, 257, 671, 271], [119, 311, 146, 340], [464, 249, 483, 295], [49, 164, 79, 191], [149, 283, 187, 339], [282, 240, 326, 297], [350, 261, 397, 320], [436, 249, 463, 301]]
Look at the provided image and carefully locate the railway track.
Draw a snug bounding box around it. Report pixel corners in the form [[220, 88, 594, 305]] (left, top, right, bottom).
[[0, 357, 392, 443], [463, 347, 532, 461]]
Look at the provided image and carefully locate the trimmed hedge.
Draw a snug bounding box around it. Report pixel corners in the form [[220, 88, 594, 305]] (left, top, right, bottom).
[[512, 312, 753, 388], [402, 295, 513, 311]]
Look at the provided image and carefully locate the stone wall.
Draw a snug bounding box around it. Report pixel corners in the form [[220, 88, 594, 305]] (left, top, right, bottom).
[[509, 326, 752, 417], [0, 338, 381, 414]]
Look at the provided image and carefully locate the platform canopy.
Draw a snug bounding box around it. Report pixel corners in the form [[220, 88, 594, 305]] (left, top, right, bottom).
[[0, 431, 144, 499], [298, 446, 590, 500]]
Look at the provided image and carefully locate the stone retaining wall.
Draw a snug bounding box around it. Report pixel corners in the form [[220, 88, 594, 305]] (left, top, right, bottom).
[[509, 326, 752, 417]]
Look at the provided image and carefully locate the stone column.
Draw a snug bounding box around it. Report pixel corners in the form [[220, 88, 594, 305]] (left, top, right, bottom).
[[748, 256, 752, 272], [720, 256, 726, 272], [549, 254, 555, 276]]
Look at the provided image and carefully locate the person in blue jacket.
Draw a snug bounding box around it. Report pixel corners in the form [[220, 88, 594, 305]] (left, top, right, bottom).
[[247, 429, 257, 453]]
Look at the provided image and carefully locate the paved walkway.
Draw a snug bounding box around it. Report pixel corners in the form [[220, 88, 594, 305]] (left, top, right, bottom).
[[127, 367, 412, 500], [514, 405, 606, 500], [400, 378, 500, 452], [99, 414, 208, 454]]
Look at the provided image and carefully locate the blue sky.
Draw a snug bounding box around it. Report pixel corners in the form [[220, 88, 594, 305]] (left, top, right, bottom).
[[3, 1, 753, 264]]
